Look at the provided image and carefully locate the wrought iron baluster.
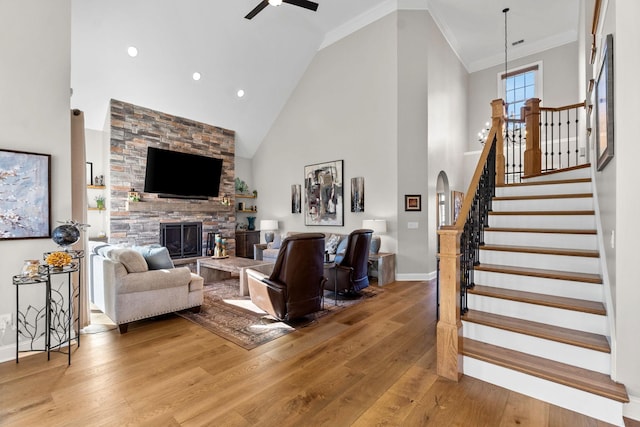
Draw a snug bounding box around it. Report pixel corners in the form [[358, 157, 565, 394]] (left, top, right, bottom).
[[574, 107, 580, 165]]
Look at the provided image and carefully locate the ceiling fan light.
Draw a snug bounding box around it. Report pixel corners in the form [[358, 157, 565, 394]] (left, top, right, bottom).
[[268, 0, 283, 6]]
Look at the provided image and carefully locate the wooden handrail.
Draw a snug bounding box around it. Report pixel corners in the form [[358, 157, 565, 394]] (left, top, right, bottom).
[[540, 101, 587, 112], [437, 99, 504, 381]]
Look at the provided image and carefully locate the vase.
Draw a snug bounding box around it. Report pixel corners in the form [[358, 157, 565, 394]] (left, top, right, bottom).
[[247, 216, 256, 231], [51, 224, 80, 248], [21, 260, 40, 278]]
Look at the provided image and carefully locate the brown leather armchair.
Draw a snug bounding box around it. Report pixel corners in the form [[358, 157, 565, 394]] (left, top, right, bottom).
[[246, 233, 327, 321], [324, 229, 372, 294]]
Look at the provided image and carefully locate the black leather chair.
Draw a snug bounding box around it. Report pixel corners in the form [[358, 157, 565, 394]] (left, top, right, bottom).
[[324, 229, 372, 295], [246, 233, 326, 321]]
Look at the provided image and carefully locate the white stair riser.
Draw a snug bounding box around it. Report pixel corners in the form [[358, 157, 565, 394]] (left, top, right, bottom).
[[489, 214, 596, 229], [474, 270, 603, 301], [462, 321, 610, 374], [479, 250, 600, 275], [463, 357, 624, 426], [467, 294, 607, 335], [484, 231, 598, 250], [496, 181, 591, 197], [523, 168, 591, 182], [493, 197, 593, 212]]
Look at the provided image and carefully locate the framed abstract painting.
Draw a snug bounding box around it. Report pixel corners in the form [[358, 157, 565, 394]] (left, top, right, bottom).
[[304, 160, 343, 226], [0, 149, 51, 239]]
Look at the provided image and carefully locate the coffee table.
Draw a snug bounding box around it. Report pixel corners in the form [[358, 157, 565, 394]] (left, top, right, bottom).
[[196, 256, 273, 296]]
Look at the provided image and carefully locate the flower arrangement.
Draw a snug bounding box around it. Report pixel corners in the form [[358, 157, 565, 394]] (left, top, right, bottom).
[[45, 251, 72, 268]]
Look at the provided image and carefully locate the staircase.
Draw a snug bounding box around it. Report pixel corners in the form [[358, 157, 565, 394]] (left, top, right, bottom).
[[460, 164, 629, 425]]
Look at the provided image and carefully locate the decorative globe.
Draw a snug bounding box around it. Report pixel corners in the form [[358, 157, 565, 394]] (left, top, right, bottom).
[[51, 224, 80, 247]]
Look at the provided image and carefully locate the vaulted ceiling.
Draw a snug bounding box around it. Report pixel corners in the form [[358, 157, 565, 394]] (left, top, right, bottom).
[[71, 0, 579, 158]]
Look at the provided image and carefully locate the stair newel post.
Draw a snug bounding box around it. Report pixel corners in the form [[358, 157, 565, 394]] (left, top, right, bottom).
[[524, 98, 542, 177], [493, 99, 506, 186], [436, 226, 464, 381]]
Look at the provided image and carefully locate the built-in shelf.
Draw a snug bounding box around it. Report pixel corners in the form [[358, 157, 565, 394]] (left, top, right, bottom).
[[235, 194, 256, 199], [88, 207, 105, 211], [237, 209, 257, 213], [87, 185, 106, 189]]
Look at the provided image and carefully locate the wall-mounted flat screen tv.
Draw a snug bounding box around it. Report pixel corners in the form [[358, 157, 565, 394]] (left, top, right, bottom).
[[143, 147, 223, 199]]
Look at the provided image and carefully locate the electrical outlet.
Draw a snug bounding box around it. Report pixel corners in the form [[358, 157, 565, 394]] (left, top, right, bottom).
[[0, 313, 11, 328]]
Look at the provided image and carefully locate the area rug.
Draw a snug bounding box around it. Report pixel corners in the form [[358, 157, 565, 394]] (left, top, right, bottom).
[[176, 278, 380, 350]]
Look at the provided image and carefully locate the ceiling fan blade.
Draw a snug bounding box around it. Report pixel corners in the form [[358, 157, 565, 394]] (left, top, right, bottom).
[[245, 0, 269, 19], [283, 0, 319, 12]]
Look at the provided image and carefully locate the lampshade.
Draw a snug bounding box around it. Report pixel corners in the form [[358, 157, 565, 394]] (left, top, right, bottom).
[[260, 220, 278, 231], [362, 219, 387, 234]]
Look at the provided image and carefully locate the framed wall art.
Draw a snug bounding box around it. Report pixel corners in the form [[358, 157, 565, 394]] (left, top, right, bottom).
[[351, 176, 364, 213], [451, 191, 464, 223], [304, 160, 343, 226], [291, 184, 301, 214], [404, 194, 421, 212], [595, 33, 614, 171], [0, 149, 51, 239]]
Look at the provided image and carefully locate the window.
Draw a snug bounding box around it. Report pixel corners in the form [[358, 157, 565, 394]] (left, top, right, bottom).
[[498, 62, 542, 120]]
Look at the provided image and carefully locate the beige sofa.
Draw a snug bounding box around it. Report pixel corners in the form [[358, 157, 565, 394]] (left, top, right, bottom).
[[257, 231, 348, 263], [90, 244, 203, 333]]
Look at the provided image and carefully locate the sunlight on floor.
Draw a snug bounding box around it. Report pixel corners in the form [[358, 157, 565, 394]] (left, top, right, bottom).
[[223, 299, 266, 314]]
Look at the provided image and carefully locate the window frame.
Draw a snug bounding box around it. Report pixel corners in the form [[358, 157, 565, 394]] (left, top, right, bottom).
[[496, 61, 544, 120]]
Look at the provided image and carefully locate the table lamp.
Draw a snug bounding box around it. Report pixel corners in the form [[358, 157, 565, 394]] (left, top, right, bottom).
[[260, 219, 278, 243], [362, 219, 387, 254]]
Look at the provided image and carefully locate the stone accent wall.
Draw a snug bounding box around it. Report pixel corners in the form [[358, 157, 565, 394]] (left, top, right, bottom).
[[109, 99, 236, 253]]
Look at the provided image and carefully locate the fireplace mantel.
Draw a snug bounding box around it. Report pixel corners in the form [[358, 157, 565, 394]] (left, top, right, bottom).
[[126, 200, 233, 213]]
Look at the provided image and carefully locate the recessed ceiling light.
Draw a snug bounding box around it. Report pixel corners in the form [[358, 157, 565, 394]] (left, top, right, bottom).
[[192, 72, 201, 81], [127, 46, 138, 57], [237, 89, 245, 98]]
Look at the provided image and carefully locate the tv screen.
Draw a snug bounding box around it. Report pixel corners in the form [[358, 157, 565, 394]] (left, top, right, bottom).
[[143, 147, 223, 199]]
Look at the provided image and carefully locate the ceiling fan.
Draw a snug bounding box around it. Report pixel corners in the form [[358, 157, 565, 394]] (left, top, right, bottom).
[[245, 0, 319, 20]]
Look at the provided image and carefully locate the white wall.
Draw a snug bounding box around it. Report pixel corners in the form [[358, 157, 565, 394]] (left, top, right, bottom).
[[612, 0, 640, 416], [467, 42, 580, 152], [0, 0, 71, 355], [251, 13, 399, 252]]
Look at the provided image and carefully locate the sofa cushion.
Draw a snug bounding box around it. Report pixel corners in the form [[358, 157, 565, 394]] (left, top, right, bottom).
[[271, 233, 283, 249], [118, 267, 192, 294], [133, 245, 175, 270], [108, 248, 149, 273], [325, 234, 341, 254]]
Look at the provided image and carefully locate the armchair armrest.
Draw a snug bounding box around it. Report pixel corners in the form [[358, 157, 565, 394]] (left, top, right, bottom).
[[246, 268, 286, 319]]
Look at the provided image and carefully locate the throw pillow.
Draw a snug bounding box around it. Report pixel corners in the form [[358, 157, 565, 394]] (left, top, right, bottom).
[[109, 248, 149, 273], [325, 234, 340, 254], [270, 233, 283, 249], [334, 237, 348, 264], [133, 245, 175, 270]]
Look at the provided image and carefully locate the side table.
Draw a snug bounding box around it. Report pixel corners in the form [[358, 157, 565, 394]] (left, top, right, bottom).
[[368, 252, 396, 286], [13, 250, 83, 365]]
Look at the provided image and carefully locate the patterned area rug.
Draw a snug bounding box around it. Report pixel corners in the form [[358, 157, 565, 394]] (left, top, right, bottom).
[[176, 278, 380, 350]]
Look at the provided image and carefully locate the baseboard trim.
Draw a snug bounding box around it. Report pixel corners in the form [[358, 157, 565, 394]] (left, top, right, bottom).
[[624, 394, 640, 422], [395, 272, 435, 281]]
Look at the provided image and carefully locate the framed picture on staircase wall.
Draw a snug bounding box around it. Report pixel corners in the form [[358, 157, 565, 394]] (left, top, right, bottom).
[[595, 33, 614, 171]]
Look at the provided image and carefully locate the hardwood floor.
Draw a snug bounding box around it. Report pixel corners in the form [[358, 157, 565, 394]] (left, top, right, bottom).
[[0, 280, 623, 426]]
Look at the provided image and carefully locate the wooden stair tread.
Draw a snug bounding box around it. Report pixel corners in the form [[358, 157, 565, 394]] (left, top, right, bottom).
[[493, 193, 593, 201], [521, 164, 591, 179], [475, 263, 602, 284], [497, 177, 591, 187], [462, 310, 609, 352], [480, 244, 599, 258], [462, 338, 628, 403], [489, 210, 595, 216], [469, 285, 606, 315], [485, 227, 597, 235]]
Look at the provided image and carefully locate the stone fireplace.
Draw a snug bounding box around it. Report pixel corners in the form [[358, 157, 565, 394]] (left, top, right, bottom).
[[108, 99, 236, 254]]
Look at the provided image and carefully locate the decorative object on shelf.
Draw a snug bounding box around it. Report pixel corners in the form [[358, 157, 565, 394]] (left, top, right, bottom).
[[291, 184, 301, 213], [45, 251, 72, 269], [253, 190, 258, 197], [95, 195, 105, 209], [238, 201, 245, 211], [351, 177, 365, 213], [595, 33, 614, 171], [235, 177, 249, 194], [404, 194, 421, 212], [362, 219, 387, 254], [86, 161, 93, 185], [211, 233, 228, 258], [220, 193, 231, 206], [247, 216, 256, 231], [51, 219, 89, 248], [304, 159, 343, 226], [95, 175, 104, 186], [260, 220, 278, 244], [21, 259, 41, 278], [127, 188, 140, 202], [0, 149, 51, 240]]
